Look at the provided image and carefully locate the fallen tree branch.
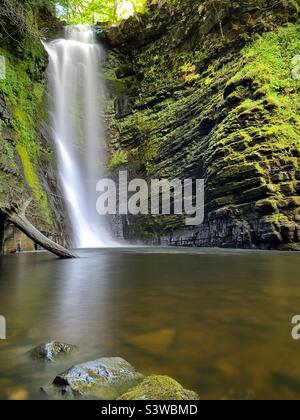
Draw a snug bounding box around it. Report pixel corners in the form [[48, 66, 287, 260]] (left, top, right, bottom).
[[1, 201, 77, 259]]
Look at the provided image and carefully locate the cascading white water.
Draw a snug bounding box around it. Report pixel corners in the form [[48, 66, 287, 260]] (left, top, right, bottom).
[[43, 25, 111, 248]]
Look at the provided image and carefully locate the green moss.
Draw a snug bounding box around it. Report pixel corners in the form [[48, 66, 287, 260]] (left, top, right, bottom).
[[106, 17, 300, 245], [0, 43, 46, 150], [102, 69, 129, 95], [3, 141, 14, 163], [108, 149, 129, 171], [180, 62, 199, 82], [119, 375, 199, 400], [138, 135, 160, 173], [0, 41, 52, 222], [228, 23, 300, 149], [255, 198, 278, 214], [134, 112, 157, 136], [16, 145, 50, 221]]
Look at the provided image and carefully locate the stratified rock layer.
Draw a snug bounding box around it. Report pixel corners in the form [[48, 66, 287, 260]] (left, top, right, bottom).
[[104, 0, 300, 250]]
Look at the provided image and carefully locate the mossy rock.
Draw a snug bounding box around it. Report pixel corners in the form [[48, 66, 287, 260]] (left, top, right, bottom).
[[0, 6, 64, 244], [104, 5, 300, 250], [119, 375, 199, 400]]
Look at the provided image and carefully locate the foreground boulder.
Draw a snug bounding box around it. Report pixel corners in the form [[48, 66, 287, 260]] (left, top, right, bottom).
[[42, 357, 144, 400], [119, 375, 199, 400], [30, 341, 78, 362]]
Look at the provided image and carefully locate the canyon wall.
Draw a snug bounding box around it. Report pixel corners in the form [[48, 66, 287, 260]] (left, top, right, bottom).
[[104, 0, 300, 250], [0, 2, 69, 254]]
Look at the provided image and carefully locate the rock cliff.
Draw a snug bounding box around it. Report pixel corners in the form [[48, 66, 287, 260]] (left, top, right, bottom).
[[0, 1, 69, 253], [104, 0, 300, 250]]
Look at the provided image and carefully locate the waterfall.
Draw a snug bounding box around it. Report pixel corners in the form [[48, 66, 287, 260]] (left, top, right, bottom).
[[43, 25, 111, 248]]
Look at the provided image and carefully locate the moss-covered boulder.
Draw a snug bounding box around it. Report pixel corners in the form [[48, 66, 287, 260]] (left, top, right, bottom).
[[119, 375, 199, 400], [42, 357, 144, 400], [30, 341, 78, 362]]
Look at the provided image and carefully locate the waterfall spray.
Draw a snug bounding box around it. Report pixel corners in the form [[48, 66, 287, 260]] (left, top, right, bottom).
[[43, 25, 111, 248]]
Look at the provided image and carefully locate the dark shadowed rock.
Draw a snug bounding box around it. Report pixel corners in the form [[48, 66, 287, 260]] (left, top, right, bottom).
[[42, 357, 144, 400], [0, 97, 12, 120], [115, 65, 135, 79], [119, 375, 199, 400], [114, 96, 133, 119], [30, 341, 78, 362]]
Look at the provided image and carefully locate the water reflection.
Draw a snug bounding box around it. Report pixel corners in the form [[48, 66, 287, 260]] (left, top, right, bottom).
[[0, 248, 300, 399]]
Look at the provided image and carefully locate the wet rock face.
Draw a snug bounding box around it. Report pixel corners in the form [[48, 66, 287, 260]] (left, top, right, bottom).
[[106, 0, 299, 52], [104, 0, 300, 250], [119, 375, 199, 400], [42, 357, 144, 400], [0, 4, 71, 254], [30, 342, 78, 362], [114, 96, 133, 119], [0, 96, 12, 121]]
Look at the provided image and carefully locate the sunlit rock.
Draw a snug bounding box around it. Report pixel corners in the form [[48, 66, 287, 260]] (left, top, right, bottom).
[[41, 357, 144, 400]]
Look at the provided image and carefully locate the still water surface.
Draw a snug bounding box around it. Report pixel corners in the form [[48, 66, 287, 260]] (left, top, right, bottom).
[[0, 247, 300, 400]]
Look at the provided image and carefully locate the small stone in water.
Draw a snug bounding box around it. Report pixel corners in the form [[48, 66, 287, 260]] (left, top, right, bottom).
[[30, 341, 78, 362]]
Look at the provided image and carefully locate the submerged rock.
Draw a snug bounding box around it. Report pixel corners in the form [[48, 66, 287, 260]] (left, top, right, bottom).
[[7, 387, 29, 401], [119, 375, 199, 400], [42, 357, 144, 400], [30, 341, 78, 362]]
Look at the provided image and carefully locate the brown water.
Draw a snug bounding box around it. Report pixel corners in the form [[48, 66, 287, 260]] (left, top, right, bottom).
[[0, 247, 300, 400]]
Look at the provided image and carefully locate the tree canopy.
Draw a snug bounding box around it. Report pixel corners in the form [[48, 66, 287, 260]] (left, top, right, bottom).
[[56, 0, 148, 23], [0, 0, 148, 44]]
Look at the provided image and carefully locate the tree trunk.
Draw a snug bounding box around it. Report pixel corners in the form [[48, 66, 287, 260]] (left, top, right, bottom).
[[1, 202, 77, 259], [0, 212, 5, 255]]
